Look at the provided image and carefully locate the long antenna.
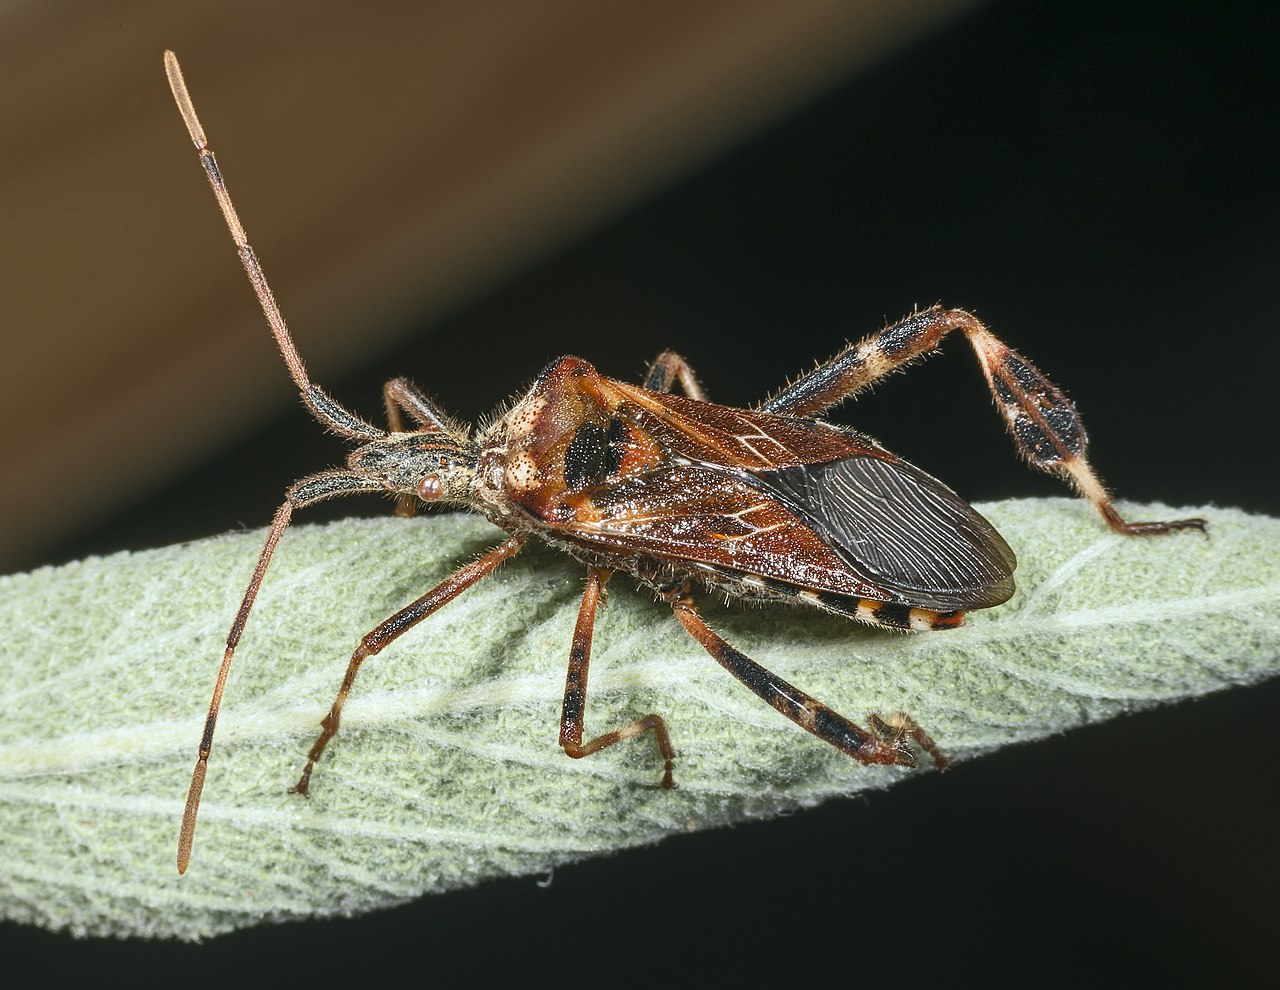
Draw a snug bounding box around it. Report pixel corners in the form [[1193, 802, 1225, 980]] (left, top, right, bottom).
[[163, 51, 379, 441]]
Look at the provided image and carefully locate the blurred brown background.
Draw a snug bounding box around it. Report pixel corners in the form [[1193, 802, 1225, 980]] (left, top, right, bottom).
[[6, 1, 1280, 985], [0, 0, 974, 573]]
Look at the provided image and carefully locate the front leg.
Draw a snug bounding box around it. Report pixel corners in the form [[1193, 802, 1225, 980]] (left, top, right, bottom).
[[559, 567, 676, 786], [292, 535, 526, 796], [383, 376, 452, 433], [383, 377, 453, 516], [763, 306, 1205, 536], [643, 350, 707, 400]]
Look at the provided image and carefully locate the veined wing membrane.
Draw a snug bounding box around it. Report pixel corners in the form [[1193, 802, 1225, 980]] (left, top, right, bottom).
[[747, 454, 1016, 610]]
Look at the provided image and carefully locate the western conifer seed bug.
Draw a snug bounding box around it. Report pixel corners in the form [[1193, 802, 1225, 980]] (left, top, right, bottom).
[[164, 51, 1206, 874]]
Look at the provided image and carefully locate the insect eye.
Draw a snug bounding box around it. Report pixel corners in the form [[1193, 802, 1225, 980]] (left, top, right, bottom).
[[416, 473, 444, 502]]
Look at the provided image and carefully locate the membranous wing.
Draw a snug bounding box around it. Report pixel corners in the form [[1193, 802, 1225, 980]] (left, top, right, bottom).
[[746, 454, 1015, 610], [562, 382, 1017, 610]]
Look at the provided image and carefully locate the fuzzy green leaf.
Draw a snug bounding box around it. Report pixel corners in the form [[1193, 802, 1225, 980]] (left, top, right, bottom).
[[1, 499, 1276, 939]]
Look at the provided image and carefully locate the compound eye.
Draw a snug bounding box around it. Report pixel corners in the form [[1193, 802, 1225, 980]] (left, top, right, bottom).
[[416, 473, 444, 502]]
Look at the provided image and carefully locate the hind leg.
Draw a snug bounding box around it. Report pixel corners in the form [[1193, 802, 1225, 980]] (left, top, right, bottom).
[[762, 306, 1205, 535]]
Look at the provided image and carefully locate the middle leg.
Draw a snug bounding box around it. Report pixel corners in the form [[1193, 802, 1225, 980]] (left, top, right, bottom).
[[559, 567, 676, 787]]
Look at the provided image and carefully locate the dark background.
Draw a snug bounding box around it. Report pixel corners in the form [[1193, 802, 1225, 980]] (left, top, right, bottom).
[[9, 1, 1279, 985]]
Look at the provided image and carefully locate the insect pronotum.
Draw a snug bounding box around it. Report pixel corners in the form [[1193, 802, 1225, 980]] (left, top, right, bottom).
[[164, 51, 1205, 874]]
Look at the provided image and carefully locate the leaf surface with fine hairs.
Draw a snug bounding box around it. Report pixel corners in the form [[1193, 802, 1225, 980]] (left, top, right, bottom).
[[0, 498, 1275, 938]]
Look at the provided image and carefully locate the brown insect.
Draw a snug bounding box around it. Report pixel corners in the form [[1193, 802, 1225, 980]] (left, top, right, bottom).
[[164, 51, 1205, 874]]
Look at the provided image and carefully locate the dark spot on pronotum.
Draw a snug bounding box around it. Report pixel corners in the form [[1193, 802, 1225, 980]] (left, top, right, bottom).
[[564, 422, 610, 490], [604, 415, 627, 476]]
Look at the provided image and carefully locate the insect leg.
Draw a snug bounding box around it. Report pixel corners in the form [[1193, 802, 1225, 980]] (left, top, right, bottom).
[[178, 469, 385, 874], [643, 351, 707, 400], [559, 568, 676, 787], [761, 306, 955, 417], [383, 376, 452, 432], [382, 377, 454, 515], [666, 584, 946, 770], [290, 534, 527, 798], [762, 306, 1205, 535]]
